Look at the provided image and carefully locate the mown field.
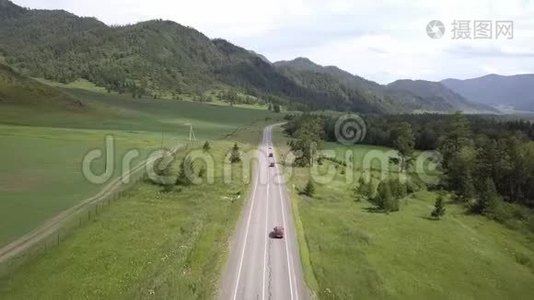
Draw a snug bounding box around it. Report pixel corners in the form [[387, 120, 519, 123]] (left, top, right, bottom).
[[0, 85, 274, 246], [273, 126, 534, 299]]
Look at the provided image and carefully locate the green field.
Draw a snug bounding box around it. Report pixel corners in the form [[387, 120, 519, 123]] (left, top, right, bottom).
[[0, 86, 274, 246], [0, 123, 265, 298], [274, 127, 534, 299]]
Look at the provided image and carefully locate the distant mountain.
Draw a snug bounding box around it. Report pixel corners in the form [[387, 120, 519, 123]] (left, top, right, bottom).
[[387, 80, 497, 113], [442, 74, 534, 112], [275, 58, 495, 113], [0, 0, 502, 114]]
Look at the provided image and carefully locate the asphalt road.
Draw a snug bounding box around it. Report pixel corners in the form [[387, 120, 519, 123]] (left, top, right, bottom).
[[219, 125, 308, 300]]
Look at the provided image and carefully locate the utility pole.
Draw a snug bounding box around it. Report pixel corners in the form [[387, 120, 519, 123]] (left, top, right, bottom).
[[185, 123, 196, 142]]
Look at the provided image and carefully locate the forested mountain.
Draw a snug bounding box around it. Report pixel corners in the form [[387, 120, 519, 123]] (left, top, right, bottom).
[[275, 58, 495, 113], [0, 0, 500, 113], [442, 74, 534, 112]]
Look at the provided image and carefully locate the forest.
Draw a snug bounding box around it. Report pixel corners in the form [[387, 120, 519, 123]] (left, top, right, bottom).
[[284, 113, 534, 229]]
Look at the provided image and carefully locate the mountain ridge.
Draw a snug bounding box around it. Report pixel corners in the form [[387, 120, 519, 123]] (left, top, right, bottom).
[[0, 0, 505, 114], [275, 58, 497, 113], [442, 74, 534, 112]]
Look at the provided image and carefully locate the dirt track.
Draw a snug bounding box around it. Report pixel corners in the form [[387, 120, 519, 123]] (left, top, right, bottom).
[[0, 145, 181, 264]]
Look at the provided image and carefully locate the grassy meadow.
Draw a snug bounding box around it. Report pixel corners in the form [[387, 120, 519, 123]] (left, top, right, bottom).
[[0, 84, 274, 246], [273, 126, 534, 299]]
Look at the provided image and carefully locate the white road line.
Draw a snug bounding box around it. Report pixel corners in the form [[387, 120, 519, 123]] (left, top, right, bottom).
[[271, 127, 298, 300], [262, 154, 270, 300], [232, 139, 263, 300]]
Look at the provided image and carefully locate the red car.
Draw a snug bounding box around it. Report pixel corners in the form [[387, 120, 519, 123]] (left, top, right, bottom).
[[272, 226, 284, 239]]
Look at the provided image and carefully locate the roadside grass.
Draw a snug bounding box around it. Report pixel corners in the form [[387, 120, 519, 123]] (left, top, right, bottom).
[[0, 87, 275, 246], [273, 126, 534, 299], [0, 123, 266, 299]]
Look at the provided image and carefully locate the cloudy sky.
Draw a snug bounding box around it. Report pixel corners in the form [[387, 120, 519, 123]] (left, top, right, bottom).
[[12, 0, 534, 84]]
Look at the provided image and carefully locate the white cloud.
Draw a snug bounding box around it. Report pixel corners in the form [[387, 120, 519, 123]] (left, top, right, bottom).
[[11, 0, 534, 83]]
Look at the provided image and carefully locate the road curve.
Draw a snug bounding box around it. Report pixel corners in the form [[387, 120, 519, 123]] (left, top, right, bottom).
[[219, 125, 309, 300]]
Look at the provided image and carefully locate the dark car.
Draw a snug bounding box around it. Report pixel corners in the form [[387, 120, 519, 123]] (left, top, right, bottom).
[[269, 162, 275, 167], [269, 153, 273, 157], [272, 226, 284, 238]]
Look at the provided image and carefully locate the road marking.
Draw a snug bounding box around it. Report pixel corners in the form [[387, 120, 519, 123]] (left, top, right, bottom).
[[270, 127, 298, 300], [262, 149, 270, 300], [232, 131, 264, 300]]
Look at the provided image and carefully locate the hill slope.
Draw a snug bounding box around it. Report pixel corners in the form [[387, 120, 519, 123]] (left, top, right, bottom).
[[0, 63, 82, 108], [442, 74, 534, 112], [0, 1, 337, 111]]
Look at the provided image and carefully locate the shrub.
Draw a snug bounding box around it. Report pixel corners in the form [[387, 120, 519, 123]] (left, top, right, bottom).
[[176, 157, 194, 186], [374, 180, 399, 212], [303, 180, 315, 197]]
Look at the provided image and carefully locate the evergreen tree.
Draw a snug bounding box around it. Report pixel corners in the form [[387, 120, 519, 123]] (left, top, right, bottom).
[[431, 193, 446, 219], [391, 122, 415, 172], [229, 143, 241, 163], [471, 178, 500, 214]]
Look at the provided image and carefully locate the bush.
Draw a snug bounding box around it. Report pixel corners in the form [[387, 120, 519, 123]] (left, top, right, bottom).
[[374, 180, 399, 212], [202, 141, 210, 151], [354, 177, 372, 202], [176, 157, 194, 186], [302, 180, 315, 197]]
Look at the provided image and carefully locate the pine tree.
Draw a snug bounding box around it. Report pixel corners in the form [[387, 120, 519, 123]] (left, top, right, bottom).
[[471, 178, 500, 214], [431, 193, 446, 219], [229, 143, 241, 163]]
